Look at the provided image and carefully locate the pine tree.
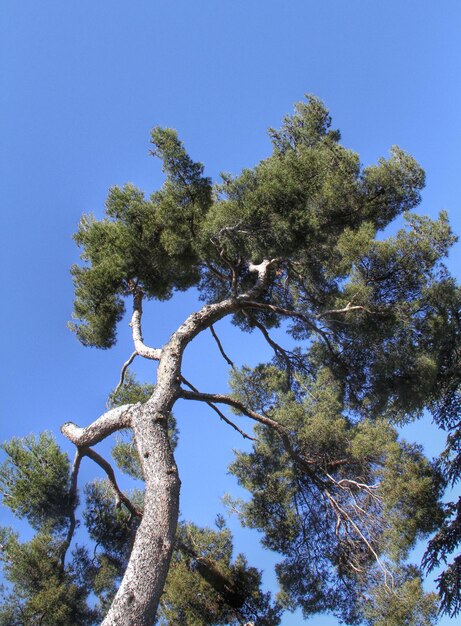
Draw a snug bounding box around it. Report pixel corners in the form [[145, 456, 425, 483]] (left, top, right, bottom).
[[1, 96, 458, 625]]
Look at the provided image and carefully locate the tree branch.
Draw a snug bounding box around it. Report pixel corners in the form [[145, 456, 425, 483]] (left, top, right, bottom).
[[179, 389, 283, 432], [61, 404, 135, 447], [180, 376, 254, 440], [59, 449, 83, 568], [243, 259, 278, 298], [209, 325, 236, 370], [244, 311, 293, 378], [180, 389, 340, 494], [239, 300, 336, 355], [162, 259, 278, 359], [317, 302, 375, 319], [83, 448, 142, 518], [113, 351, 138, 396], [130, 288, 162, 360]]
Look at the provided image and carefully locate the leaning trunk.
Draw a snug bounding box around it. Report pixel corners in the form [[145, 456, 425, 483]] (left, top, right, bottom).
[[102, 391, 180, 626], [101, 296, 248, 624]]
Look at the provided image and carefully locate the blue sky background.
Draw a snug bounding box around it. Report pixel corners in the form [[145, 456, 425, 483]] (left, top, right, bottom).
[[1, 1, 460, 624]]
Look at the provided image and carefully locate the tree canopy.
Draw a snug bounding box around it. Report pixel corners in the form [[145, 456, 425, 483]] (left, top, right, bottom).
[[1, 96, 460, 626]]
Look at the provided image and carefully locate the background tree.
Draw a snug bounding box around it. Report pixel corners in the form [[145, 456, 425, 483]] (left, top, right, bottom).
[[421, 283, 461, 618], [0, 97, 458, 625]]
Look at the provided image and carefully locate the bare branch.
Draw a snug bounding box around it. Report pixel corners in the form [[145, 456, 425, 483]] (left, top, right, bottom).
[[180, 389, 338, 494], [130, 289, 162, 360], [180, 376, 254, 441], [61, 404, 135, 447], [60, 449, 83, 568], [180, 389, 283, 433], [209, 325, 236, 370], [324, 488, 391, 587], [244, 311, 292, 377], [83, 448, 142, 518], [317, 302, 375, 319], [113, 351, 138, 396], [239, 300, 336, 355], [203, 260, 229, 283]]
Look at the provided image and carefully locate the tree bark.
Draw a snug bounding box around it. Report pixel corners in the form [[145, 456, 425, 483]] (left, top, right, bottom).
[[101, 398, 180, 626]]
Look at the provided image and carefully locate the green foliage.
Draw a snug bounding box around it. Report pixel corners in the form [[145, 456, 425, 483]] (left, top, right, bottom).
[[0, 433, 71, 531], [363, 566, 439, 626], [111, 435, 145, 481], [0, 529, 96, 625], [84, 480, 142, 559], [229, 367, 443, 623], [70, 127, 212, 348], [107, 370, 156, 407], [314, 212, 457, 422], [69, 96, 432, 351], [412, 285, 461, 617], [157, 521, 282, 626]]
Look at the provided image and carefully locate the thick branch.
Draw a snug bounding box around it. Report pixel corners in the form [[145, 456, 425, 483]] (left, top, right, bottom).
[[243, 259, 278, 298], [130, 289, 162, 360], [162, 258, 277, 362], [61, 404, 135, 447]]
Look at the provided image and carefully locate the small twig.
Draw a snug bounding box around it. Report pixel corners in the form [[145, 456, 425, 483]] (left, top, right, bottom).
[[209, 325, 236, 370], [244, 311, 292, 379]]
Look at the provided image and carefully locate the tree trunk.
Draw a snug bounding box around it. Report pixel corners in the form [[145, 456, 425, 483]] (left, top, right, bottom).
[[101, 391, 180, 626]]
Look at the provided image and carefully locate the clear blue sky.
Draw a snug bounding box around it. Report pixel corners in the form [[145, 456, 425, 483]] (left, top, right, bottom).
[[1, 2, 460, 624]]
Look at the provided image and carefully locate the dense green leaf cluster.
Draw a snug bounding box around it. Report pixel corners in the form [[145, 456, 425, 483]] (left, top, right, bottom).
[[157, 521, 281, 626], [69, 96, 430, 350], [421, 285, 461, 616], [228, 366, 442, 623], [70, 128, 212, 347], [362, 566, 439, 626], [0, 530, 96, 626], [0, 435, 96, 625], [0, 433, 71, 531]]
